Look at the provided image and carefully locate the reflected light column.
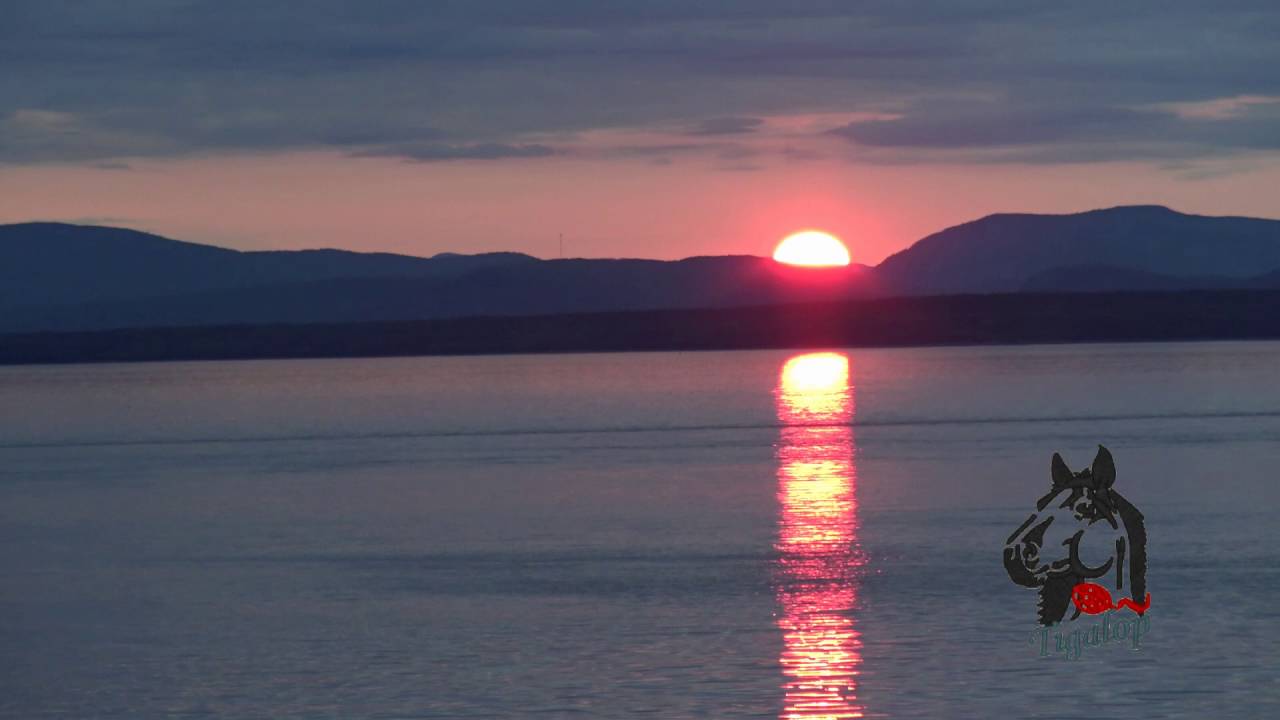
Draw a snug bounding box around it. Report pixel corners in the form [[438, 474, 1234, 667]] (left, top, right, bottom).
[[774, 352, 864, 720]]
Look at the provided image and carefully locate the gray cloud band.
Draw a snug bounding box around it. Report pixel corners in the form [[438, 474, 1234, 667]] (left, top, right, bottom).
[[3, 1, 1279, 164]]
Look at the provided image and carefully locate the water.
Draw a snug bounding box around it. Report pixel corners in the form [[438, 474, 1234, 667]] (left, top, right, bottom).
[[2, 342, 1278, 718]]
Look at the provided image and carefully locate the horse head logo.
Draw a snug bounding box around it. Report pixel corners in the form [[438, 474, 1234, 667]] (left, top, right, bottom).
[[1003, 446, 1147, 626]]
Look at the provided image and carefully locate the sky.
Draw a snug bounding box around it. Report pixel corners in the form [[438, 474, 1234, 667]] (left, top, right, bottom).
[[2, 1, 1280, 264]]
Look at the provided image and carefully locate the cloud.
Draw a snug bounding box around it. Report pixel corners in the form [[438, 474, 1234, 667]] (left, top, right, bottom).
[[354, 142, 559, 161], [1156, 94, 1280, 120], [687, 117, 764, 135], [828, 94, 1280, 162], [604, 143, 713, 157], [2, 1, 1280, 165], [780, 145, 825, 162], [0, 109, 172, 162], [829, 102, 1171, 149]]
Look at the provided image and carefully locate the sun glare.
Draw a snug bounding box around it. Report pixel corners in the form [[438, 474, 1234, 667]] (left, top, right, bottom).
[[773, 230, 851, 267]]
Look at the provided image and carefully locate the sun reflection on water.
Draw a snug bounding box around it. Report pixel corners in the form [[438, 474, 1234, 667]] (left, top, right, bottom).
[[774, 352, 864, 720]]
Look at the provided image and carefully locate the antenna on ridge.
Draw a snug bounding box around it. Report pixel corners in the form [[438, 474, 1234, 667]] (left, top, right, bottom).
[[558, 232, 564, 259]]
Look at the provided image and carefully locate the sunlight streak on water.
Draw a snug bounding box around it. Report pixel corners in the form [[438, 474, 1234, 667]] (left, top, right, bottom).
[[775, 353, 865, 719]]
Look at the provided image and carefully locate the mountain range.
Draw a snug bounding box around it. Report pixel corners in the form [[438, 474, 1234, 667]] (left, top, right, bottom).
[[3, 205, 1280, 333]]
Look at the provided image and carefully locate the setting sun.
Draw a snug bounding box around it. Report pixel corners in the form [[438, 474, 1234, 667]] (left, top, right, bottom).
[[772, 230, 851, 267]]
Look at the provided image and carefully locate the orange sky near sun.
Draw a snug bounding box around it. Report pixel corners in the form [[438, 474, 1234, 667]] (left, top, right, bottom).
[[4, 149, 1280, 264]]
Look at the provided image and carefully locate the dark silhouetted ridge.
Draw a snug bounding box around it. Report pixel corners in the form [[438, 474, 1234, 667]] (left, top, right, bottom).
[[5, 206, 1280, 335]]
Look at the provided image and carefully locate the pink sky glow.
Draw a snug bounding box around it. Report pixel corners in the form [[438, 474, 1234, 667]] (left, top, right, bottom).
[[4, 134, 1280, 265]]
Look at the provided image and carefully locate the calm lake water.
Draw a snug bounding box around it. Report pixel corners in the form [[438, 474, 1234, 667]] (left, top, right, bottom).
[[2, 342, 1279, 718]]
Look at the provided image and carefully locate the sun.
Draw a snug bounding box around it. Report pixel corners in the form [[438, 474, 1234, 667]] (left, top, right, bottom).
[[772, 230, 851, 267]]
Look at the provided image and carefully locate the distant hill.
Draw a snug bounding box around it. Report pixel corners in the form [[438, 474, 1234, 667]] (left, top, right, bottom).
[[3, 206, 1280, 333], [877, 206, 1280, 295], [0, 222, 537, 310], [4, 256, 884, 332], [0, 223, 880, 332], [1019, 264, 1239, 293]]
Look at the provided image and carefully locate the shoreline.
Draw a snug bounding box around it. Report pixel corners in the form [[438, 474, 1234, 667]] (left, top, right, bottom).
[[4, 289, 1280, 367]]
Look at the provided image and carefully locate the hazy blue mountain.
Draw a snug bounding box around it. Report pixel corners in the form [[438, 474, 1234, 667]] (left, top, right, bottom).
[[0, 223, 536, 309], [1020, 264, 1240, 293], [1247, 269, 1280, 289], [0, 223, 880, 332], [5, 257, 882, 332], [877, 206, 1280, 295], [5, 206, 1280, 333]]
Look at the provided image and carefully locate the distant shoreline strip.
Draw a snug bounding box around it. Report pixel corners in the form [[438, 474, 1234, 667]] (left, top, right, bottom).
[[4, 290, 1280, 367]]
